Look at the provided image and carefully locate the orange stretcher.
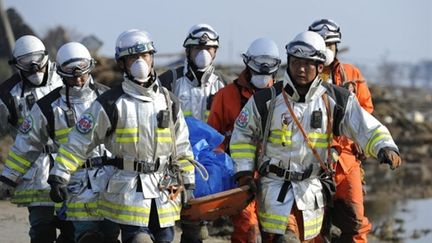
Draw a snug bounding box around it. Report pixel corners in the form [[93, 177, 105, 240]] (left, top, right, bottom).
[[180, 185, 253, 221]]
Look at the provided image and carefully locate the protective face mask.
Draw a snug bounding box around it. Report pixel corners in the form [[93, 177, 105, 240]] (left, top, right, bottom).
[[251, 74, 272, 89], [26, 72, 45, 85], [130, 58, 151, 83], [194, 50, 213, 71], [324, 48, 335, 66]]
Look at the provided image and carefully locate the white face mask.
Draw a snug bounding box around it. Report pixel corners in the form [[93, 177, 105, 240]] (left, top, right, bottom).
[[194, 50, 213, 71], [324, 48, 335, 66], [130, 58, 151, 83], [26, 72, 45, 85], [251, 74, 272, 89]]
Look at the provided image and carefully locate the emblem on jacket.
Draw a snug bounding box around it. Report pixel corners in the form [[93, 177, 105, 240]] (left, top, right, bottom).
[[236, 108, 250, 128], [76, 113, 94, 134], [281, 112, 292, 126], [19, 116, 33, 134]]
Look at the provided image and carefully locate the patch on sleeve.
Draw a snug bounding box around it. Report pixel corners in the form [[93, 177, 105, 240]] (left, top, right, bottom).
[[76, 113, 94, 134], [19, 116, 33, 134], [236, 108, 250, 128]]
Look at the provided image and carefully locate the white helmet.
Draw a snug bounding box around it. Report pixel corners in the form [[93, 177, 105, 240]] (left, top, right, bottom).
[[308, 19, 341, 44], [286, 31, 332, 64], [56, 42, 95, 77], [115, 29, 156, 60], [242, 37, 281, 74], [183, 24, 219, 48], [10, 35, 49, 72]]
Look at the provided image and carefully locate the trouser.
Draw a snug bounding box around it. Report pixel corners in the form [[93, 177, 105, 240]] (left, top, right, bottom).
[[179, 220, 206, 243], [120, 199, 174, 243], [74, 219, 120, 242], [231, 200, 259, 243], [332, 159, 372, 243], [287, 203, 316, 243], [28, 206, 56, 243]]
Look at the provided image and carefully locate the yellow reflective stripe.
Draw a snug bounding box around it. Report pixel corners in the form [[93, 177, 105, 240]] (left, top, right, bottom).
[[99, 200, 150, 213], [304, 215, 323, 227], [115, 128, 138, 134], [99, 209, 148, 222], [58, 138, 68, 144], [58, 147, 82, 165], [158, 205, 181, 214], [5, 159, 26, 173], [271, 130, 292, 136], [308, 132, 329, 139], [179, 160, 194, 172], [258, 211, 287, 222], [55, 127, 72, 136], [231, 152, 255, 159], [8, 151, 31, 167], [310, 141, 329, 148], [183, 111, 192, 116], [366, 130, 392, 156], [156, 128, 171, 134], [56, 156, 77, 171], [260, 221, 287, 231], [66, 202, 98, 208], [230, 144, 256, 150], [116, 137, 139, 143], [268, 137, 292, 145], [304, 215, 324, 238], [157, 137, 172, 143]]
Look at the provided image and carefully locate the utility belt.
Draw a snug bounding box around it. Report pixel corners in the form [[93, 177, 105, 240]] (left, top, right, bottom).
[[81, 156, 110, 168], [102, 158, 161, 174], [261, 163, 314, 203], [265, 164, 313, 181]]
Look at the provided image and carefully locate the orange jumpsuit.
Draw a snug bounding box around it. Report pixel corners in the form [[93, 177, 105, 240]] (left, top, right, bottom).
[[208, 70, 265, 243], [323, 58, 373, 243]]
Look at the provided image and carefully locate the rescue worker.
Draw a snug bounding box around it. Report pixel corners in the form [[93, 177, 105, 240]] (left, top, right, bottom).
[[309, 18, 373, 242], [229, 31, 402, 242], [159, 23, 225, 122], [159, 23, 225, 243], [48, 29, 195, 243], [207, 37, 281, 243], [0, 35, 64, 243]]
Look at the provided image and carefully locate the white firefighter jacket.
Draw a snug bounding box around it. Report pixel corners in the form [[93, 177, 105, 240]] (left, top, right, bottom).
[[160, 60, 225, 121], [230, 72, 398, 239], [0, 61, 62, 207], [50, 78, 195, 227]]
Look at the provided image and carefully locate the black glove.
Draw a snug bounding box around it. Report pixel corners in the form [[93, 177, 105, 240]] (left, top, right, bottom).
[[50, 183, 68, 203], [182, 189, 194, 208], [378, 148, 402, 170], [48, 175, 69, 203], [237, 175, 257, 194]]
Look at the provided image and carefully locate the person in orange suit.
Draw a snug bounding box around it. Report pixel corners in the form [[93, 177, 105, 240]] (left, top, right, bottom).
[[309, 18, 374, 243], [208, 37, 281, 243]]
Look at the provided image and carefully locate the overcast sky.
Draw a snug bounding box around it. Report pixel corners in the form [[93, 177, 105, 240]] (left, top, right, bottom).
[[4, 0, 432, 66]]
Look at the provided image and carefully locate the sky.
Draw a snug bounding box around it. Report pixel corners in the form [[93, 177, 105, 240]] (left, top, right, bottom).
[[3, 0, 432, 66]]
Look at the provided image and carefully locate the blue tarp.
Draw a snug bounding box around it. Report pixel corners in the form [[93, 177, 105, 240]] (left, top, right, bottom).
[[185, 117, 236, 197]]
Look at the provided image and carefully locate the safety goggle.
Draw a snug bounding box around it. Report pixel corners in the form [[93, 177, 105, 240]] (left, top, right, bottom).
[[117, 42, 155, 58], [285, 41, 325, 60], [184, 27, 219, 46], [308, 19, 340, 33], [57, 58, 94, 78], [10, 51, 48, 72], [244, 55, 281, 74]]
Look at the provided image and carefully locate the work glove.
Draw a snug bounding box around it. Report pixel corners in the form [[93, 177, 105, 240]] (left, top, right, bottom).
[[0, 181, 15, 199], [378, 148, 402, 170], [48, 175, 68, 203], [237, 175, 257, 194]]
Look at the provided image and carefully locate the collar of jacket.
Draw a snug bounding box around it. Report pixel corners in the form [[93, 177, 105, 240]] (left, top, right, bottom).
[[122, 78, 160, 102], [60, 76, 97, 103], [328, 58, 342, 85], [282, 71, 325, 102], [236, 69, 256, 93], [183, 59, 215, 87]]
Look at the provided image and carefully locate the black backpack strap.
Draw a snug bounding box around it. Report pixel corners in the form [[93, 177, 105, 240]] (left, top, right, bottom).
[[0, 73, 21, 126], [159, 66, 184, 92], [96, 85, 125, 136], [253, 81, 284, 133], [166, 90, 180, 124], [36, 87, 62, 139], [322, 82, 350, 136]]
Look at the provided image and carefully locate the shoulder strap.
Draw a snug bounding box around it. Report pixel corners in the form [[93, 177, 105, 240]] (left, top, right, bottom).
[[37, 87, 62, 139], [0, 73, 21, 126], [159, 66, 183, 92], [96, 85, 125, 136], [254, 81, 283, 133], [322, 82, 350, 136]]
